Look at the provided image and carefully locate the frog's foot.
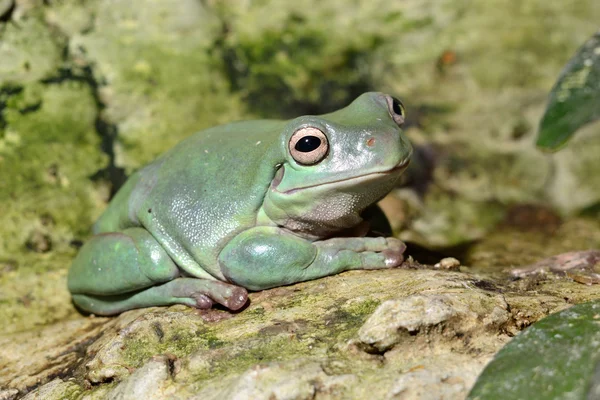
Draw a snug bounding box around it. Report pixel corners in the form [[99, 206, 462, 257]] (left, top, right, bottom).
[[316, 236, 406, 269], [511, 250, 600, 284], [72, 278, 248, 316], [166, 278, 248, 310]]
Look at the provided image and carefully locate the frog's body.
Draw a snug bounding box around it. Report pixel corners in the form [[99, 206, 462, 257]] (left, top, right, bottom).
[[68, 92, 412, 315]]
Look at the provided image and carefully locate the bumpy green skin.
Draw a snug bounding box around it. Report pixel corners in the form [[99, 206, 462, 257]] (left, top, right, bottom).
[[67, 92, 412, 315]]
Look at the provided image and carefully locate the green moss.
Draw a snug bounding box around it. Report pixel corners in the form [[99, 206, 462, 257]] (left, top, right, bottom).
[[206, 333, 226, 349], [317, 299, 381, 344], [244, 306, 266, 318], [0, 14, 63, 84], [121, 324, 229, 368], [106, 44, 245, 171], [344, 299, 381, 319], [83, 381, 118, 400], [68, 0, 242, 171], [185, 297, 383, 384], [273, 293, 318, 310], [213, 1, 412, 118], [0, 82, 105, 242], [0, 256, 77, 334], [44, 0, 96, 36], [324, 311, 368, 342], [217, 19, 373, 117], [24, 379, 85, 400], [0, 80, 106, 334], [191, 335, 314, 383], [55, 382, 83, 400], [0, 81, 105, 256]]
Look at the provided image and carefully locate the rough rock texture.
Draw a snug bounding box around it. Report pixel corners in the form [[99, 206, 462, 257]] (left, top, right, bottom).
[[5, 263, 600, 399], [2, 0, 600, 399]]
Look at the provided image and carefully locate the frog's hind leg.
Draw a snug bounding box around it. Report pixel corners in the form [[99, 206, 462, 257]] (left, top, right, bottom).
[[68, 228, 247, 315], [72, 278, 248, 316], [68, 227, 181, 297]]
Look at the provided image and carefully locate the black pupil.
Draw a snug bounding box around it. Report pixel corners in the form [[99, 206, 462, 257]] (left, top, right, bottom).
[[295, 136, 321, 152], [392, 98, 403, 116]]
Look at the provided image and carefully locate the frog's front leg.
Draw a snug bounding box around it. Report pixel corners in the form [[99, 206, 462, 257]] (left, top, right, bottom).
[[219, 227, 406, 291], [68, 227, 247, 315]]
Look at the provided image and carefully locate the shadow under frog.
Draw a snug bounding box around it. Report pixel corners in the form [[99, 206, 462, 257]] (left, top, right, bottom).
[[67, 92, 413, 315]]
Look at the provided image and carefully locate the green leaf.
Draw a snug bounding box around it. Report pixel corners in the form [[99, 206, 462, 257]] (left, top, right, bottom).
[[537, 30, 600, 151], [468, 300, 600, 400]]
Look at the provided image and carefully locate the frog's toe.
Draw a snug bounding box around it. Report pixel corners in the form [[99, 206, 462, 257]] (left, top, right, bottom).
[[382, 248, 405, 267], [379, 237, 406, 267], [223, 287, 248, 311], [167, 278, 249, 311], [191, 294, 214, 309], [385, 237, 407, 254], [191, 291, 246, 311]]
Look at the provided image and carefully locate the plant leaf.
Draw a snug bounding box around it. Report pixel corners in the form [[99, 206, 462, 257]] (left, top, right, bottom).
[[537, 30, 600, 151], [468, 300, 600, 399]]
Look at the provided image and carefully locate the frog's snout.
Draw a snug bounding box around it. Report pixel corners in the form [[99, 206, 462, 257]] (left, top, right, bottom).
[[366, 128, 412, 171]]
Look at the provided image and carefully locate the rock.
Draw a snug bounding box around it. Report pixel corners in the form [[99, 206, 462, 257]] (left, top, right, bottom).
[[85, 309, 206, 383], [3, 264, 600, 399], [434, 257, 461, 270], [106, 356, 173, 400], [0, 389, 18, 400], [357, 293, 509, 353], [20, 379, 81, 400], [192, 359, 356, 400], [0, 318, 111, 392], [386, 368, 468, 400], [358, 295, 455, 353]]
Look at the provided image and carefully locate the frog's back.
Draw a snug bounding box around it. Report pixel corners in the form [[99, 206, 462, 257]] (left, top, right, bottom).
[[95, 120, 286, 275]]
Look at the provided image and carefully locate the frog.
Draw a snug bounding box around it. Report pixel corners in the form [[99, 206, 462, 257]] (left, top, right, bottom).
[[67, 92, 413, 316]]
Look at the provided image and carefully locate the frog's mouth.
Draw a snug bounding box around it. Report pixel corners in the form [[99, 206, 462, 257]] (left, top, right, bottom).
[[276, 157, 411, 195]]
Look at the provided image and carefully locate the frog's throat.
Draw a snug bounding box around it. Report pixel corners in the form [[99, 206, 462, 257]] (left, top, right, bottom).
[[277, 157, 410, 195]]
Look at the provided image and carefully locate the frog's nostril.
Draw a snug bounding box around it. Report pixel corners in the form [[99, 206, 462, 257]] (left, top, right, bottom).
[[366, 137, 376, 147]]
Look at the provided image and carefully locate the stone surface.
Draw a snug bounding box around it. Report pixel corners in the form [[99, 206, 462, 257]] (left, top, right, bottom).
[[189, 359, 357, 400], [357, 293, 509, 353], [105, 356, 173, 400], [0, 317, 111, 392], [21, 379, 81, 400], [0, 389, 18, 400], [3, 262, 600, 399], [386, 366, 477, 400]]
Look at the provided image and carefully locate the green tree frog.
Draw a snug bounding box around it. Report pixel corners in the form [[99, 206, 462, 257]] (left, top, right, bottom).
[[68, 92, 412, 315]]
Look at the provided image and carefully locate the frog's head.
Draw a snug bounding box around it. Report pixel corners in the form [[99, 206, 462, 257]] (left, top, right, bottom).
[[262, 92, 413, 239]]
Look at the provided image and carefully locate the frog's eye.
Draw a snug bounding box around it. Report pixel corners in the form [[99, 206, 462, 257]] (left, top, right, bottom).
[[289, 127, 329, 165], [386, 96, 405, 126]]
